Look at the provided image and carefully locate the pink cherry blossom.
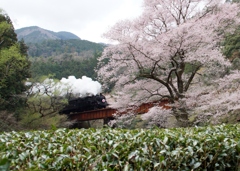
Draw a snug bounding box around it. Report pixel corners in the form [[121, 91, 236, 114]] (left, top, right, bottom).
[[98, 0, 240, 127]]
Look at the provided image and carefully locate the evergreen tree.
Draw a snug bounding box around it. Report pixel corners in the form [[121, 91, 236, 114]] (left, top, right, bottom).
[[0, 12, 31, 111], [0, 12, 17, 49], [19, 38, 29, 57]]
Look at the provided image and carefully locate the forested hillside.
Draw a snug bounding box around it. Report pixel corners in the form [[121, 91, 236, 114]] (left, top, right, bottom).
[[27, 39, 105, 79], [27, 39, 105, 57], [15, 26, 106, 80], [30, 52, 100, 80]]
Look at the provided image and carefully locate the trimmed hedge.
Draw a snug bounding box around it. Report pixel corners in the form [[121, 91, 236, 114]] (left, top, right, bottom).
[[0, 124, 239, 170]]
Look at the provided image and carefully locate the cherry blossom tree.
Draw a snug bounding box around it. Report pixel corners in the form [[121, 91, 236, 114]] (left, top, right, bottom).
[[186, 70, 240, 125], [98, 0, 240, 127]]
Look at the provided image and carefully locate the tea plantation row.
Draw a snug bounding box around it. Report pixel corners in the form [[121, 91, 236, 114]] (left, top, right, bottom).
[[0, 124, 239, 170]]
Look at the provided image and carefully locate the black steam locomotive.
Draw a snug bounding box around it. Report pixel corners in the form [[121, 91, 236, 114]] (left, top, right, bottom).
[[59, 94, 108, 114]]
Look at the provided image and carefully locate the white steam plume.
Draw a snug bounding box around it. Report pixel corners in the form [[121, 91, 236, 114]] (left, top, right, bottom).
[[60, 76, 102, 97], [29, 76, 102, 97]]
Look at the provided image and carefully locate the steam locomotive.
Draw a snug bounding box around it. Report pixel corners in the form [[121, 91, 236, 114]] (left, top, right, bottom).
[[59, 94, 108, 114]]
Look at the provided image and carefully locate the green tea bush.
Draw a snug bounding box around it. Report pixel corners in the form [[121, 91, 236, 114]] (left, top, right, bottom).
[[0, 124, 239, 170]]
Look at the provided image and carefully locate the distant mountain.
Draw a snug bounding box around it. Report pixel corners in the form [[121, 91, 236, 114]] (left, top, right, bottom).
[[15, 26, 81, 43]]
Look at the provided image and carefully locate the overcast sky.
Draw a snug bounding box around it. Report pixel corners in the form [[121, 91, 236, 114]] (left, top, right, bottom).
[[1, 0, 144, 43]]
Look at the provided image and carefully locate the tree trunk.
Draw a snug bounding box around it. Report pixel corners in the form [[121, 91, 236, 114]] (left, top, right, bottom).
[[172, 107, 189, 127]]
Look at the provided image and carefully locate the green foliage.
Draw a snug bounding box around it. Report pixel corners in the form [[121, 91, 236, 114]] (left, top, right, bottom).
[[30, 52, 101, 80], [19, 112, 69, 130], [0, 21, 11, 46], [226, 0, 240, 3], [27, 39, 104, 80], [26, 39, 105, 57], [0, 13, 17, 49], [222, 28, 240, 59], [0, 111, 21, 132], [0, 124, 239, 170], [21, 77, 70, 130], [0, 158, 10, 171], [0, 13, 31, 112], [18, 38, 28, 57], [0, 45, 30, 110], [222, 27, 240, 70]]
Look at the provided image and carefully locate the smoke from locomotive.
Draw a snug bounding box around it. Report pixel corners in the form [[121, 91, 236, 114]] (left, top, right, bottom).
[[60, 76, 102, 97], [28, 76, 102, 97], [59, 94, 108, 114]]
